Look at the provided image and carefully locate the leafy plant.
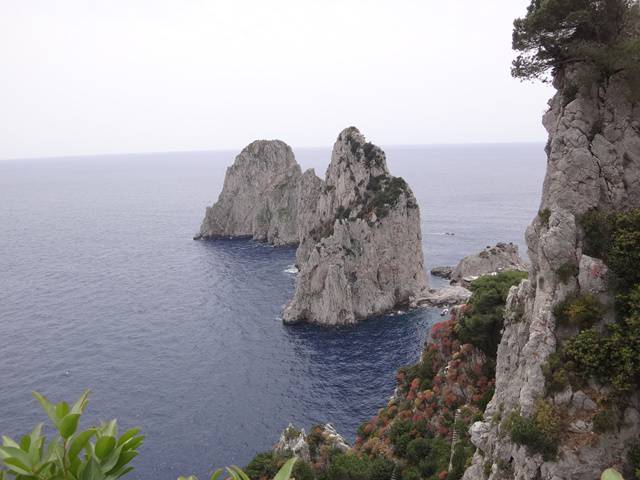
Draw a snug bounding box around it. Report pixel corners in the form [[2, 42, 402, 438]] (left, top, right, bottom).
[[565, 316, 640, 395], [455, 270, 528, 357], [539, 208, 551, 227], [0, 390, 144, 480], [321, 453, 392, 480], [553, 293, 604, 328], [506, 400, 561, 460]]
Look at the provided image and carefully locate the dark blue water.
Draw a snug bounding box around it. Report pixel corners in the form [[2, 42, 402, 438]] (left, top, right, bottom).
[[0, 143, 545, 479]]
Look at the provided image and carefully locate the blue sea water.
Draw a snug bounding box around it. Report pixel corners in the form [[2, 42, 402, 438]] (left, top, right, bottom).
[[0, 143, 545, 479]]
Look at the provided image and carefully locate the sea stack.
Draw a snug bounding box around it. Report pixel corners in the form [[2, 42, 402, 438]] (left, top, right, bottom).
[[195, 127, 428, 326], [283, 127, 427, 325], [462, 65, 640, 479], [194, 140, 322, 245]]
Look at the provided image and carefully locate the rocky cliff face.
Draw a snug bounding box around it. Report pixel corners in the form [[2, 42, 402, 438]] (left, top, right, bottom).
[[282, 127, 428, 325], [463, 68, 640, 479], [195, 140, 313, 245], [196, 127, 428, 325]]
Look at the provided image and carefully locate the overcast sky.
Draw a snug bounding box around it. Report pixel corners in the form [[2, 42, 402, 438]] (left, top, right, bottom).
[[0, 0, 554, 160]]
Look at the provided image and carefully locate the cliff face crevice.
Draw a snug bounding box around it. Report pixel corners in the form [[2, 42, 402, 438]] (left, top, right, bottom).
[[463, 68, 640, 480], [195, 127, 428, 326]]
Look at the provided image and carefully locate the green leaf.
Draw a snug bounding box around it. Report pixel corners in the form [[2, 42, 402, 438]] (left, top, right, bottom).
[[109, 450, 137, 474], [3, 457, 32, 476], [82, 458, 105, 480], [120, 435, 143, 452], [228, 466, 250, 480], [273, 457, 297, 480], [210, 469, 223, 480], [100, 420, 117, 439], [69, 430, 96, 459], [0, 446, 34, 471], [19, 435, 30, 453], [27, 424, 44, 466], [116, 429, 139, 447], [59, 414, 81, 439], [32, 392, 59, 427], [100, 446, 124, 474], [1, 437, 20, 449], [601, 469, 624, 480], [95, 437, 116, 460], [71, 390, 91, 415], [55, 402, 70, 420]]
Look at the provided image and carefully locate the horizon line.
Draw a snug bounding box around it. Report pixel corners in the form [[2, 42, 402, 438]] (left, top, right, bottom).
[[0, 139, 546, 163]]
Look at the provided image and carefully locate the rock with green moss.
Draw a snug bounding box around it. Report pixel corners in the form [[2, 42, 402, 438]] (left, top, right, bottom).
[[284, 127, 428, 325]]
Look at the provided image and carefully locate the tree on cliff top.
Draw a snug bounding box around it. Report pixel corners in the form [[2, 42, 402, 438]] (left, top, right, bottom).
[[512, 0, 640, 84]]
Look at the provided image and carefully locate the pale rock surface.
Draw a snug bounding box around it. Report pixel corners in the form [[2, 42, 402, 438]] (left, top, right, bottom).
[[463, 65, 640, 480], [283, 127, 428, 325], [273, 424, 310, 462], [414, 285, 472, 308], [195, 140, 305, 244], [450, 242, 528, 285], [273, 423, 349, 463]]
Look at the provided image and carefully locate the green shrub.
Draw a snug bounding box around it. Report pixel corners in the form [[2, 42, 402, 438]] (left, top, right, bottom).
[[593, 408, 617, 433], [292, 460, 315, 480], [400, 467, 420, 480], [322, 453, 390, 480], [565, 316, 640, 395], [579, 209, 613, 260], [406, 438, 430, 466], [0, 390, 144, 480], [579, 208, 640, 291], [538, 208, 551, 227], [456, 270, 528, 357], [556, 261, 578, 284], [506, 400, 561, 460], [446, 439, 474, 480], [246, 453, 281, 480], [541, 352, 571, 394], [553, 294, 604, 328]]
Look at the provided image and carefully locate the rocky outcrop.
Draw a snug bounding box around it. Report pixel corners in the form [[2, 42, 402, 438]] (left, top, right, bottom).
[[195, 140, 323, 245], [414, 285, 472, 308], [196, 127, 428, 325], [273, 423, 349, 463], [282, 127, 428, 325], [463, 66, 640, 480], [450, 242, 528, 285], [430, 266, 453, 279]]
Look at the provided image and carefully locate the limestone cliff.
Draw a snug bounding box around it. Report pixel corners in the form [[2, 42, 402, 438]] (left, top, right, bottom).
[[196, 127, 428, 325], [194, 140, 321, 245], [463, 67, 640, 479], [282, 127, 428, 325]]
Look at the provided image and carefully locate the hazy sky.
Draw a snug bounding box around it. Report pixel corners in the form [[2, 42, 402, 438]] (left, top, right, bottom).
[[0, 0, 554, 160]]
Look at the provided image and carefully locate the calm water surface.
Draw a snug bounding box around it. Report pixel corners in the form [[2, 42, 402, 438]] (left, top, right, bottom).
[[0, 143, 545, 478]]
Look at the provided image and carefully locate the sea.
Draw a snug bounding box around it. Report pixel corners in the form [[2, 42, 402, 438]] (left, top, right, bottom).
[[0, 143, 545, 479]]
